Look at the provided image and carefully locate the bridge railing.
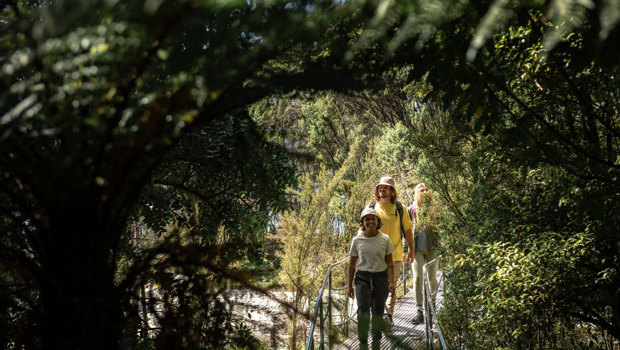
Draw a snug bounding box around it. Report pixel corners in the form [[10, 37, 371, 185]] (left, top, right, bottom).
[[305, 257, 414, 350], [423, 257, 448, 349]]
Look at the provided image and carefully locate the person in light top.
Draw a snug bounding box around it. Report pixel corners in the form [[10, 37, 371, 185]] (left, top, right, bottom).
[[347, 207, 395, 350], [409, 183, 441, 323]]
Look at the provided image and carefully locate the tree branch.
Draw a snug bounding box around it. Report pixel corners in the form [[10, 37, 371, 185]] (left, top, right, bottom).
[[477, 64, 620, 171]]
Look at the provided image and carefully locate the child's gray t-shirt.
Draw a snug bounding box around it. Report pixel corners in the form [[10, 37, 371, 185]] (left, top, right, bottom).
[[349, 231, 394, 272]]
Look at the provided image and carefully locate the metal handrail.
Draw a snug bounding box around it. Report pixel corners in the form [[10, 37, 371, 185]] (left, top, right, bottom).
[[305, 257, 349, 350], [305, 257, 414, 350], [400, 258, 413, 294], [423, 256, 448, 349]]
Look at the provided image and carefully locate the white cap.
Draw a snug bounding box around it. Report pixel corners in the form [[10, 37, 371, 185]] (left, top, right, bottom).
[[360, 207, 379, 220]]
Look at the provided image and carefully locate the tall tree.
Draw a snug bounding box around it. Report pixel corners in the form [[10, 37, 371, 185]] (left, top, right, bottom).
[[0, 0, 373, 348]]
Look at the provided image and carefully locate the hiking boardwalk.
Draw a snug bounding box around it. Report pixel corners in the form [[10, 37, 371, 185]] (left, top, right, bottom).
[[305, 258, 445, 350], [336, 284, 444, 350]]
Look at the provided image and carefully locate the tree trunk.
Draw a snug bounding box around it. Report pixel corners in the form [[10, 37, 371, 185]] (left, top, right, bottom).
[[39, 209, 121, 350]]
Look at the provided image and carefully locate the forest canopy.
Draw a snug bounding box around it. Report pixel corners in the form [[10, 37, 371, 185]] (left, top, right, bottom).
[[1, 0, 619, 349]]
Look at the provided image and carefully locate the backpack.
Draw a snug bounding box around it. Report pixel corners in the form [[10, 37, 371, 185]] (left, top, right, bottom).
[[368, 200, 406, 240], [408, 203, 417, 221]]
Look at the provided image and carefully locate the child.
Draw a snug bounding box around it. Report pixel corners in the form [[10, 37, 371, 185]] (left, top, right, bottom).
[[347, 207, 395, 350]]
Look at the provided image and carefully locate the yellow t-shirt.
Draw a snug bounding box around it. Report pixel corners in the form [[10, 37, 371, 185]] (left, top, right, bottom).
[[373, 202, 413, 262]]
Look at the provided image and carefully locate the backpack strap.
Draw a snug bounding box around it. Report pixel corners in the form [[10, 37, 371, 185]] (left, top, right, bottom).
[[396, 201, 405, 240]]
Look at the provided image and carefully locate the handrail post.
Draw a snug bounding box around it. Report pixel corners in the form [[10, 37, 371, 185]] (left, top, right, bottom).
[[319, 297, 324, 349], [328, 270, 333, 350], [343, 260, 349, 336], [423, 268, 429, 350]]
